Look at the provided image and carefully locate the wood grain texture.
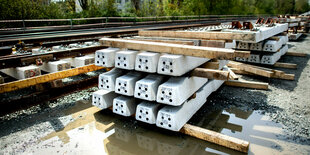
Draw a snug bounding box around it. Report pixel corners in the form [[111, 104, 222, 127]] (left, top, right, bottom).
[[100, 38, 250, 59], [0, 64, 105, 93], [180, 124, 250, 153]]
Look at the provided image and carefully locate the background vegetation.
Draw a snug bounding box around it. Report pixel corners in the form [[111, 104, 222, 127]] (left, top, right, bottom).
[[0, 0, 309, 20]]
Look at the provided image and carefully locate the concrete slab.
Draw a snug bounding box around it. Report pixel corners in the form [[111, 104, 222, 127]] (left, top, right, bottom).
[[63, 54, 95, 67], [115, 50, 139, 70], [277, 35, 289, 45], [135, 52, 160, 73], [134, 74, 165, 101], [39, 60, 71, 73], [135, 101, 161, 124], [157, 54, 209, 76], [250, 42, 264, 51], [237, 42, 250, 50], [115, 71, 144, 96], [156, 76, 208, 106], [235, 57, 248, 62], [98, 68, 124, 91], [223, 23, 288, 43], [113, 96, 136, 117], [1, 65, 41, 80], [156, 79, 224, 131], [288, 33, 302, 41], [261, 45, 288, 65], [263, 40, 283, 52], [247, 54, 261, 63], [95, 48, 120, 67], [92, 90, 118, 109]]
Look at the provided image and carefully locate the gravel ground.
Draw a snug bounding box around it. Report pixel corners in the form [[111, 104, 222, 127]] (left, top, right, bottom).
[[0, 34, 309, 154]]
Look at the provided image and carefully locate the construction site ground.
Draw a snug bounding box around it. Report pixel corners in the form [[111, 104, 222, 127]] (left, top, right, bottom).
[[0, 34, 309, 155]]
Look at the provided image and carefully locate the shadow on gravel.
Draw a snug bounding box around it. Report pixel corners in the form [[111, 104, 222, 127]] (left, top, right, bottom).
[[269, 53, 310, 91]]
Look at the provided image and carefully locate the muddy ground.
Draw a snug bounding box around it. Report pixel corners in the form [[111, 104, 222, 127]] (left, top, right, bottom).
[[0, 34, 309, 154]]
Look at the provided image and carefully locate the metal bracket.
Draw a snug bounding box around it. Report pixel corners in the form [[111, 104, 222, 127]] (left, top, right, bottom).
[[242, 22, 254, 30], [231, 21, 242, 29], [256, 18, 264, 24], [21, 54, 53, 66]]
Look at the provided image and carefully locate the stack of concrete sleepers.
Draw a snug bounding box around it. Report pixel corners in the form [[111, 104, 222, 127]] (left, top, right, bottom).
[[232, 23, 289, 65], [277, 16, 304, 40], [91, 45, 227, 131]]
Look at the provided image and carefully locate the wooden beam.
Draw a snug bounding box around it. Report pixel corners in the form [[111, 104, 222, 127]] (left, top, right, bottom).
[[228, 61, 295, 80], [227, 67, 239, 80], [224, 80, 269, 90], [229, 67, 295, 80], [228, 61, 273, 78], [191, 68, 230, 80], [274, 62, 297, 69], [129, 38, 195, 45], [285, 51, 307, 57], [180, 124, 250, 153], [0, 64, 105, 93], [200, 40, 226, 48], [99, 38, 250, 59], [138, 30, 257, 42], [200, 61, 220, 69]]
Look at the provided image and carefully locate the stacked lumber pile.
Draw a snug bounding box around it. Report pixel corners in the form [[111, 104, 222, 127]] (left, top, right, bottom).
[[91, 38, 248, 132]]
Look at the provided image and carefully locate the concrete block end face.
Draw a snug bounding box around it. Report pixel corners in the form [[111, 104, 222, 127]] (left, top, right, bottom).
[[135, 52, 159, 73], [113, 96, 136, 117], [136, 102, 159, 124], [115, 50, 138, 70]]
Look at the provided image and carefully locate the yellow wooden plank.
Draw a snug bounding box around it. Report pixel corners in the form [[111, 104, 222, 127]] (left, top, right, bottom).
[[228, 61, 273, 78], [138, 30, 257, 42], [99, 38, 250, 59], [0, 64, 105, 93], [180, 124, 250, 153], [191, 68, 230, 80], [224, 80, 269, 90], [285, 51, 307, 57], [274, 62, 297, 69], [129, 38, 195, 45]]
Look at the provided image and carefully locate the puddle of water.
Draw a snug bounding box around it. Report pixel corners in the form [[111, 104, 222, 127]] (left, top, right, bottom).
[[22, 101, 309, 155]]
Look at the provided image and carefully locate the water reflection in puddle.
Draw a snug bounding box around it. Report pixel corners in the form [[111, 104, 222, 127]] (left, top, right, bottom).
[[30, 101, 307, 155]]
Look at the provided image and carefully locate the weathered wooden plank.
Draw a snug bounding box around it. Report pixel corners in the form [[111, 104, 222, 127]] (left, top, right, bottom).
[[0, 64, 104, 93], [139, 30, 257, 42], [180, 124, 250, 153], [129, 38, 195, 45], [100, 38, 250, 59], [274, 62, 297, 69], [225, 80, 269, 90], [228, 61, 273, 78], [200, 61, 220, 69], [227, 67, 239, 80], [229, 67, 295, 80], [285, 51, 307, 57], [200, 40, 226, 48], [191, 68, 230, 80]]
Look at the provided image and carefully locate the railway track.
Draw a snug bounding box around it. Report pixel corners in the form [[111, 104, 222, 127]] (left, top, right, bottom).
[[0, 17, 258, 46]]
